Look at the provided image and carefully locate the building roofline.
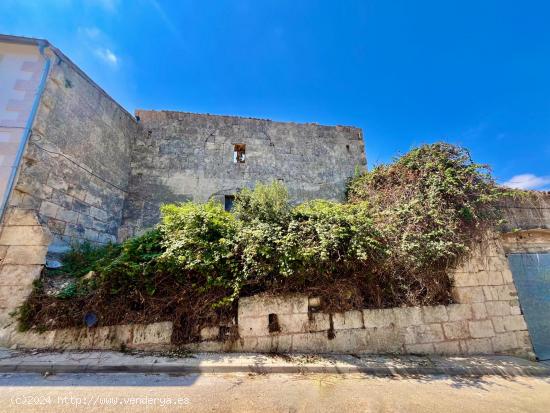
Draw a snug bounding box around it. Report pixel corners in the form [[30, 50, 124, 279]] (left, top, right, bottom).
[[0, 33, 137, 122], [1, 34, 361, 132], [0, 34, 49, 46], [135, 109, 363, 131]]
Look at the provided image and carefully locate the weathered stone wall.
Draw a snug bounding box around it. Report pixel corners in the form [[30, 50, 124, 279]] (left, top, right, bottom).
[[499, 192, 550, 232], [501, 229, 550, 254], [0, 43, 138, 346], [183, 232, 533, 357], [8, 50, 138, 251], [0, 209, 51, 343], [6, 231, 537, 357], [121, 110, 366, 236], [7, 321, 173, 351]]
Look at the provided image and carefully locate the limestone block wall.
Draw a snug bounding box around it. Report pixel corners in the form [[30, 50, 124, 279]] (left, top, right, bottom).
[[499, 192, 550, 232], [8, 47, 138, 251], [0, 209, 51, 343], [121, 110, 366, 236], [7, 231, 535, 357], [7, 321, 173, 351], [185, 232, 534, 358], [0, 38, 139, 346]]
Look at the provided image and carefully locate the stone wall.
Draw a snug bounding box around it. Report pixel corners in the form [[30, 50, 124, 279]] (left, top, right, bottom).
[[499, 192, 550, 232], [0, 37, 547, 356], [121, 110, 366, 236], [0, 209, 51, 343], [5, 231, 537, 358], [8, 49, 138, 251], [0, 42, 138, 345], [6, 321, 173, 351], [182, 232, 533, 357]]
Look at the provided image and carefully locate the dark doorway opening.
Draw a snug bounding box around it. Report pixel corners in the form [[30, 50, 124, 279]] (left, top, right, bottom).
[[224, 195, 235, 212]]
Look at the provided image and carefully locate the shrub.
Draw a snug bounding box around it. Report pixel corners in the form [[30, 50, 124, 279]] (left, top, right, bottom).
[[20, 143, 508, 340], [159, 201, 239, 305], [347, 143, 505, 304], [285, 200, 384, 274], [44, 241, 121, 279], [233, 180, 290, 224], [98, 228, 165, 295]]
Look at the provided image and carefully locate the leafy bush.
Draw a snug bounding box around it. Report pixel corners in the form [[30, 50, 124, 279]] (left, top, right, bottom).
[[347, 143, 505, 304], [98, 228, 165, 295], [284, 201, 384, 277], [161, 201, 238, 290], [233, 180, 291, 224], [20, 143, 507, 340]]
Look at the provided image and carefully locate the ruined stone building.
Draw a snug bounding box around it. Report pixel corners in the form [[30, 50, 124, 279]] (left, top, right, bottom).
[[124, 110, 365, 237], [0, 34, 366, 256], [1, 35, 550, 360]]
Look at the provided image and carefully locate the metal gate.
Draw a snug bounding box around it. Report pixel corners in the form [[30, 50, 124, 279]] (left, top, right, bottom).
[[508, 253, 550, 360]]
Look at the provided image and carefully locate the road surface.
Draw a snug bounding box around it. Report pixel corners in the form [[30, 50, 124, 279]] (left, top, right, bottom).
[[0, 371, 549, 412]]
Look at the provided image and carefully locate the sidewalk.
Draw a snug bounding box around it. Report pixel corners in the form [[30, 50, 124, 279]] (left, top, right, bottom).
[[0, 349, 548, 376]]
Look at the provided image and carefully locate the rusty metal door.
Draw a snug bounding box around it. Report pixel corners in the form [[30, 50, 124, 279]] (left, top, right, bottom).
[[508, 253, 550, 360]]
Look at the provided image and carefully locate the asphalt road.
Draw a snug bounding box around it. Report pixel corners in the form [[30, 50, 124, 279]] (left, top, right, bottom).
[[0, 372, 549, 412]]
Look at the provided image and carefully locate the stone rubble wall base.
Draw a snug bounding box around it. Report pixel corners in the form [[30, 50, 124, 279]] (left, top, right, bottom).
[[1, 231, 541, 359], [188, 232, 536, 359], [7, 322, 173, 351], [0, 208, 51, 345]]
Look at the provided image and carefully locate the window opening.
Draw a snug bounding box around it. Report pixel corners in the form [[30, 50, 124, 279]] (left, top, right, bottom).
[[233, 144, 246, 163]]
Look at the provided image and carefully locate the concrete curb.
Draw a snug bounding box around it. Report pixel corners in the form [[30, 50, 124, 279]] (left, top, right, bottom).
[[1, 360, 549, 377], [0, 364, 548, 377]]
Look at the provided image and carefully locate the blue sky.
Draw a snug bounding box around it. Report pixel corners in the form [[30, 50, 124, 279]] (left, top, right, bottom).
[[1, 0, 549, 189]]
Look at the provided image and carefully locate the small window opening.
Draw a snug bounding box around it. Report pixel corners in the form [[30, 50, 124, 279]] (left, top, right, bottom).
[[224, 195, 235, 212], [268, 313, 280, 333], [233, 144, 246, 163], [346, 144, 350, 152]]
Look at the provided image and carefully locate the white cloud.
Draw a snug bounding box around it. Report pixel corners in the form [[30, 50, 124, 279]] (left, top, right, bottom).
[[78, 26, 101, 39], [94, 47, 119, 67], [77, 26, 119, 68], [502, 174, 550, 190]]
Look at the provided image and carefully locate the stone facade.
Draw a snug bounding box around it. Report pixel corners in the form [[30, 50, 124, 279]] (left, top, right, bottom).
[[1, 36, 367, 247], [0, 35, 367, 345], [0, 209, 51, 342], [0, 36, 138, 342], [0, 35, 549, 356], [499, 192, 550, 232], [121, 110, 366, 237], [11, 51, 138, 250]]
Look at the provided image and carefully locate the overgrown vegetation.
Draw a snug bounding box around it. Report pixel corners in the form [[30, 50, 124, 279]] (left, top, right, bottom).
[[347, 143, 504, 305], [20, 143, 508, 342]]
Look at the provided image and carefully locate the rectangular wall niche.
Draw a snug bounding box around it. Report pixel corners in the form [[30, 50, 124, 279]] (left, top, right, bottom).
[[233, 144, 246, 163]]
